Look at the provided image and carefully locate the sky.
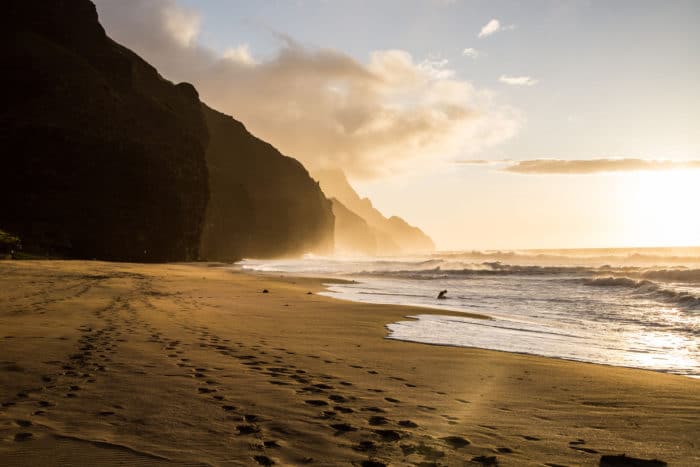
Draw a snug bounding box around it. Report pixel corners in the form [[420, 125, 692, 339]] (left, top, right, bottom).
[[95, 0, 700, 250]]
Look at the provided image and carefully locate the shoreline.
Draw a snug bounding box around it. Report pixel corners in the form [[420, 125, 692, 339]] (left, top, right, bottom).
[[1, 260, 698, 466]]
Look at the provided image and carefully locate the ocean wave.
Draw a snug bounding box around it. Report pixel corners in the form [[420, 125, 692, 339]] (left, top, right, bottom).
[[583, 276, 700, 310], [638, 268, 700, 283], [436, 248, 700, 267], [356, 261, 593, 279]]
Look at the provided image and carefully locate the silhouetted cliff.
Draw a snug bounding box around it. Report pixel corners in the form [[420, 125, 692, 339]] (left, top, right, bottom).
[[1, 0, 209, 261], [315, 170, 435, 255], [331, 199, 377, 256], [200, 105, 334, 260], [2, 0, 336, 262]]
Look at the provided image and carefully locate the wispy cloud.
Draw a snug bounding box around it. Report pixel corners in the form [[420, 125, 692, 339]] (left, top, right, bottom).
[[503, 159, 700, 174], [456, 159, 510, 165], [478, 19, 514, 38], [462, 47, 479, 59], [499, 75, 538, 86], [418, 58, 455, 79]]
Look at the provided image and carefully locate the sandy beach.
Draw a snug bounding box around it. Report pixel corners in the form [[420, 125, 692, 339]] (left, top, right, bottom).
[[0, 260, 698, 466]]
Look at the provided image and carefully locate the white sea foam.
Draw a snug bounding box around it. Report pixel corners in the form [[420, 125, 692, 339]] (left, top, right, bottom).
[[238, 247, 700, 377]]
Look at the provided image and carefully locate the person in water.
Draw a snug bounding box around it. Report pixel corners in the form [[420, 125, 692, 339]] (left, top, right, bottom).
[[437, 290, 447, 299]]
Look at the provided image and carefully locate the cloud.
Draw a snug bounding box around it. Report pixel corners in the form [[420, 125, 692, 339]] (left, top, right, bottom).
[[462, 47, 479, 59], [502, 159, 700, 174], [94, 0, 520, 179], [161, 2, 200, 47], [456, 159, 510, 165], [499, 75, 538, 86], [478, 19, 514, 38], [222, 44, 256, 66]]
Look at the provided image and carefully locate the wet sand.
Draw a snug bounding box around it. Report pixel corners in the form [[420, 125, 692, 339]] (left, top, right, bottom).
[[0, 260, 698, 466]]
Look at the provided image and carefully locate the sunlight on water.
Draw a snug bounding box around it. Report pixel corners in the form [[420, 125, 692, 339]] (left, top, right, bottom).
[[239, 248, 700, 377]]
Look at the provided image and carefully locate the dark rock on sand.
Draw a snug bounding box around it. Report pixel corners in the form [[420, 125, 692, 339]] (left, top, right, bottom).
[[599, 454, 668, 466], [471, 455, 498, 465]]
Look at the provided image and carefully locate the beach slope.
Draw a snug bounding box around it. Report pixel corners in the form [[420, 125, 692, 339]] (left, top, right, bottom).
[[1, 261, 698, 466]]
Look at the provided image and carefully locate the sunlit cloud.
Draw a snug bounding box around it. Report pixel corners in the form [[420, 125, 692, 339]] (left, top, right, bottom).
[[455, 159, 510, 165], [503, 159, 700, 174], [417, 58, 455, 80], [499, 75, 538, 86], [478, 19, 514, 38], [222, 44, 256, 66], [462, 47, 480, 59], [162, 2, 200, 47], [94, 0, 521, 179]]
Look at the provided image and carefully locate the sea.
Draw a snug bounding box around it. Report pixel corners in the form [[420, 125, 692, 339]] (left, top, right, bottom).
[[238, 247, 700, 378]]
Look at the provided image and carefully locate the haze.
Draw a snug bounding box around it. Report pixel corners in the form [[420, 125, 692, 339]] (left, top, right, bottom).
[[95, 0, 700, 251]]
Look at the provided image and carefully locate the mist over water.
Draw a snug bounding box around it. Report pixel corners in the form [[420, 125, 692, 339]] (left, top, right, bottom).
[[239, 247, 700, 377]]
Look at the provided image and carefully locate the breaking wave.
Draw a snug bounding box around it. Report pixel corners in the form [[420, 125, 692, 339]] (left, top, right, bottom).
[[583, 276, 700, 310]]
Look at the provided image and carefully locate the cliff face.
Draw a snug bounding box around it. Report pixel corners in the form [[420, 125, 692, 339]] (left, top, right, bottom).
[[315, 170, 435, 255], [1, 0, 209, 261], [200, 105, 334, 260], [330, 199, 377, 256], [1, 0, 334, 262]]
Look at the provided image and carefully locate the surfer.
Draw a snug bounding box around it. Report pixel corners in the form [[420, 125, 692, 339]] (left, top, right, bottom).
[[437, 290, 447, 299]]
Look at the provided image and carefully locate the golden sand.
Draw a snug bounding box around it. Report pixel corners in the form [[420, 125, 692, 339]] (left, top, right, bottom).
[[1, 261, 698, 466]]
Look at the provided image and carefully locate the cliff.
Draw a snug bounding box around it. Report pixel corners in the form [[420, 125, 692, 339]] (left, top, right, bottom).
[[0, 0, 209, 261], [330, 199, 377, 256], [200, 105, 334, 260], [1, 0, 336, 262], [315, 170, 435, 255]]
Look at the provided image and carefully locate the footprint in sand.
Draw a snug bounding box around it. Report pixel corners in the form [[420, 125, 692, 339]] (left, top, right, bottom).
[[334, 406, 354, 414], [253, 455, 274, 466], [398, 420, 418, 428], [304, 399, 328, 407], [353, 441, 376, 452], [373, 429, 402, 442], [471, 455, 498, 465], [368, 416, 389, 426], [237, 425, 260, 435], [400, 443, 444, 460], [330, 423, 357, 434], [441, 435, 470, 449], [14, 432, 33, 442]]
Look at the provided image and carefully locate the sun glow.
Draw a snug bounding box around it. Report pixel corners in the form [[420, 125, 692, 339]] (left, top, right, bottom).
[[619, 169, 700, 247]]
